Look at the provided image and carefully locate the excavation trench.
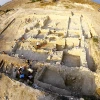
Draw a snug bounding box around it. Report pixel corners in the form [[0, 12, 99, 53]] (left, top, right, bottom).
[[0, 59, 98, 99], [0, 8, 99, 100], [62, 53, 80, 67]]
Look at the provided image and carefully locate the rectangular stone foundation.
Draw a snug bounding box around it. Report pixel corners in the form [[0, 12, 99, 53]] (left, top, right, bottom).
[[34, 67, 71, 96], [62, 49, 81, 67], [62, 53, 80, 67]]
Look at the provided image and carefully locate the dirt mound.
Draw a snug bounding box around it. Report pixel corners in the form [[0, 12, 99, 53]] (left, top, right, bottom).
[[0, 0, 100, 99], [0, 74, 55, 100]]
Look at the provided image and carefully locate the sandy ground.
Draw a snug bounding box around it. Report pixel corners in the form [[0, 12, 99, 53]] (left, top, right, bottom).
[[0, 74, 57, 100], [0, 0, 100, 99]]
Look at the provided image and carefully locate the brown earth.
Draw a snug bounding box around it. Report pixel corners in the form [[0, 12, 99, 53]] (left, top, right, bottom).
[[0, 0, 100, 100]]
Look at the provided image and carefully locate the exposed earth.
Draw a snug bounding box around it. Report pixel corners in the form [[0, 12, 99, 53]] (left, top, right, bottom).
[[0, 0, 100, 100]]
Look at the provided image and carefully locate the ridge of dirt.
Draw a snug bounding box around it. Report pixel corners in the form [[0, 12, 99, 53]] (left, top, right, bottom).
[[0, 0, 100, 100]]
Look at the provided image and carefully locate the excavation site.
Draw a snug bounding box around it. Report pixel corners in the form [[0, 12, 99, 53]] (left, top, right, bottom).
[[0, 0, 100, 100]]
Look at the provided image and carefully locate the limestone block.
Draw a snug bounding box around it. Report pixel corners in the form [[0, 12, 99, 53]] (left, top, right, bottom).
[[80, 49, 88, 68], [47, 51, 63, 63], [68, 30, 80, 38], [95, 74, 100, 96], [86, 31, 91, 38], [56, 62, 61, 65], [81, 36, 85, 48], [24, 33, 31, 39], [90, 27, 98, 37], [67, 48, 81, 56], [66, 38, 79, 49], [39, 16, 49, 27], [56, 38, 65, 46], [85, 17, 98, 37], [23, 21, 39, 33], [24, 29, 39, 39], [40, 29, 49, 34]]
